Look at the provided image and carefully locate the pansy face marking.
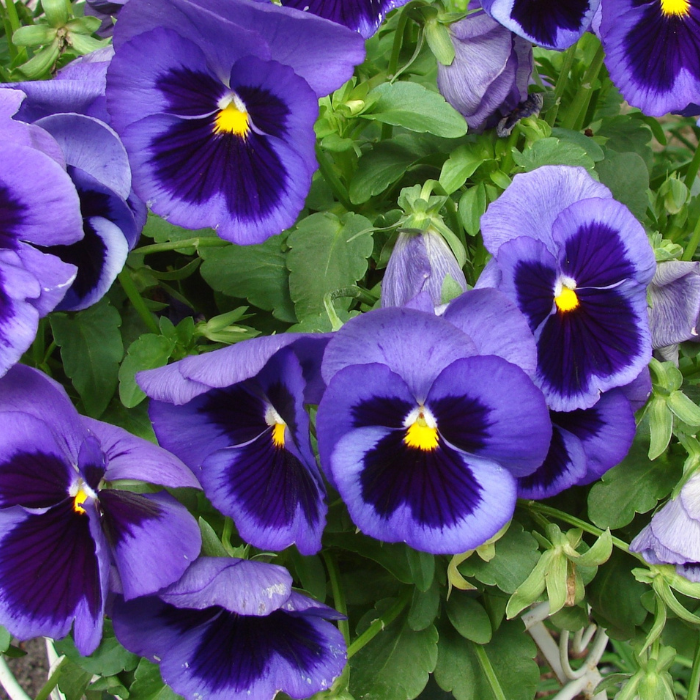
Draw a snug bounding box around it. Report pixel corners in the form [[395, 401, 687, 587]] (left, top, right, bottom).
[[213, 93, 250, 139], [554, 277, 579, 313], [661, 0, 690, 16], [403, 405, 439, 451], [264, 404, 287, 448]]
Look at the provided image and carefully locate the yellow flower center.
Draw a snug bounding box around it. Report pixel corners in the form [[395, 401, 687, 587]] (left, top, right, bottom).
[[555, 286, 579, 313], [660, 0, 690, 16], [272, 422, 286, 448], [404, 411, 439, 452], [73, 489, 88, 515], [213, 100, 250, 139]]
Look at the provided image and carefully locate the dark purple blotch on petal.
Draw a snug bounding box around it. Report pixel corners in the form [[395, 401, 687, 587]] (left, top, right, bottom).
[[0, 451, 71, 509], [199, 383, 268, 446], [513, 259, 557, 333], [0, 184, 25, 252], [430, 394, 492, 455], [352, 394, 412, 430], [99, 490, 163, 547], [509, 0, 592, 46]]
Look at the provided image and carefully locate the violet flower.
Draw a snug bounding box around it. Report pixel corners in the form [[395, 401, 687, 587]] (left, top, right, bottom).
[[437, 11, 533, 132], [478, 165, 656, 412], [480, 0, 600, 49], [0, 365, 202, 655], [381, 228, 467, 309], [631, 471, 700, 582], [648, 260, 700, 349], [279, 0, 410, 38], [600, 0, 700, 117], [316, 305, 551, 554], [105, 0, 365, 244], [137, 335, 330, 555], [112, 557, 346, 700]]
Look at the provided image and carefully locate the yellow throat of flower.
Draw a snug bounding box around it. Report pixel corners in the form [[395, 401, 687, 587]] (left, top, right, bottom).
[[555, 286, 579, 313], [213, 101, 250, 138], [272, 422, 286, 448], [404, 412, 439, 451], [660, 0, 690, 15], [73, 489, 88, 514]]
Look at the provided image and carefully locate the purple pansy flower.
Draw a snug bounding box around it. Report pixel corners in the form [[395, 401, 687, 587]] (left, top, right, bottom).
[[437, 11, 532, 133], [381, 229, 467, 309], [480, 0, 600, 49], [317, 305, 551, 554], [138, 334, 330, 555], [479, 166, 656, 412], [600, 0, 700, 117], [105, 0, 365, 245], [631, 472, 700, 582], [112, 557, 346, 700], [279, 0, 410, 38], [0, 364, 202, 655]]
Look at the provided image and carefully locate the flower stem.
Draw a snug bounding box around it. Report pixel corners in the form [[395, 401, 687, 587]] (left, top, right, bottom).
[[561, 42, 605, 131], [688, 633, 700, 700], [682, 214, 700, 261], [34, 658, 67, 700], [546, 45, 577, 127], [130, 237, 229, 258], [118, 269, 160, 335], [685, 139, 700, 189], [474, 644, 507, 700], [315, 145, 353, 211], [323, 552, 350, 645], [347, 587, 412, 658], [523, 501, 633, 554]]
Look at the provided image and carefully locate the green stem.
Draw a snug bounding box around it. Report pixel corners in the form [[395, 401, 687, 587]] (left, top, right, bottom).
[[347, 588, 411, 658], [35, 658, 67, 700], [689, 633, 700, 700], [388, 7, 410, 78], [323, 552, 350, 645], [685, 140, 700, 189], [474, 644, 507, 700], [315, 145, 353, 211], [42, 340, 57, 366], [682, 214, 700, 261], [5, 0, 21, 34], [523, 501, 634, 554], [0, 5, 18, 61], [561, 42, 605, 131], [546, 45, 577, 127], [131, 237, 229, 258], [118, 269, 160, 335]]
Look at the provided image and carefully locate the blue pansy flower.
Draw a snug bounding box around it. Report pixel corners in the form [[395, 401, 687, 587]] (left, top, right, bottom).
[[479, 165, 656, 412], [105, 0, 365, 245], [138, 334, 330, 555], [317, 305, 551, 554], [0, 365, 201, 655], [112, 557, 347, 700], [600, 0, 700, 116]]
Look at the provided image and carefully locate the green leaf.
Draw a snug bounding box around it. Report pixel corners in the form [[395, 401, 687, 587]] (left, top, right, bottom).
[[57, 660, 93, 700], [439, 145, 485, 194], [667, 390, 700, 426], [457, 521, 540, 594], [287, 212, 374, 319], [545, 551, 568, 615], [550, 127, 605, 162], [406, 548, 435, 592], [0, 626, 10, 653], [41, 0, 69, 26], [17, 40, 59, 78], [11, 24, 56, 46], [325, 532, 413, 583], [597, 115, 653, 171], [362, 82, 467, 138], [512, 137, 596, 172], [51, 298, 124, 417], [200, 234, 296, 322], [596, 150, 650, 222], [102, 399, 157, 442], [446, 593, 492, 644], [54, 621, 139, 676], [425, 19, 455, 65], [458, 184, 487, 237], [588, 550, 647, 640], [119, 334, 175, 408], [648, 396, 673, 460], [549, 605, 589, 632], [198, 517, 228, 558], [129, 660, 183, 700], [587, 438, 681, 529], [575, 529, 612, 568], [350, 607, 437, 700], [408, 581, 440, 632], [434, 620, 538, 700], [89, 675, 130, 699], [142, 214, 216, 246], [288, 550, 327, 602]]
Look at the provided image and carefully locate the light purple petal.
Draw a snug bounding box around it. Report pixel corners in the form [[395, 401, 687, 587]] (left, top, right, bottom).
[[648, 261, 700, 347]]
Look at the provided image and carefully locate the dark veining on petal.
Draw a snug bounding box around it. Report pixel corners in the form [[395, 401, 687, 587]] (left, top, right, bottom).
[[156, 68, 221, 117], [360, 431, 483, 527], [0, 183, 25, 251], [99, 490, 163, 546], [0, 450, 71, 509], [265, 380, 298, 438], [352, 395, 413, 430], [429, 394, 492, 454], [518, 427, 578, 495], [200, 384, 268, 446], [513, 260, 556, 333], [236, 85, 290, 139], [280, 0, 386, 32], [510, 0, 591, 45]]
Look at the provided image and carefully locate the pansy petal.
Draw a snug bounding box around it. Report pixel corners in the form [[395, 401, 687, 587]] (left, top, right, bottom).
[[0, 412, 74, 508], [0, 365, 88, 460], [0, 501, 103, 653], [517, 426, 587, 499], [480, 166, 612, 256], [443, 288, 537, 375], [99, 490, 201, 600], [280, 0, 409, 38], [428, 356, 551, 476], [551, 197, 656, 288], [621, 367, 652, 413], [331, 426, 517, 553], [321, 307, 477, 400], [648, 261, 700, 347], [481, 0, 599, 49], [82, 416, 201, 489], [555, 390, 635, 484], [201, 437, 326, 555], [35, 114, 131, 200], [600, 0, 700, 116], [158, 557, 291, 614]]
